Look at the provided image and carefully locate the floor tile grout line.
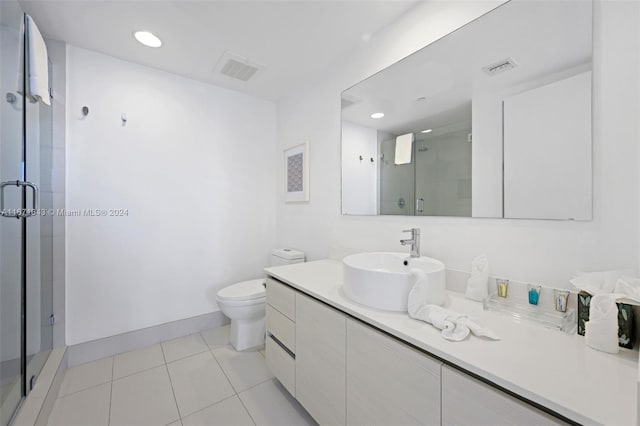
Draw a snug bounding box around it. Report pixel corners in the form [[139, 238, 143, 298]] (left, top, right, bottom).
[[161, 333, 211, 364], [208, 347, 239, 395], [208, 347, 258, 426], [160, 343, 183, 423], [178, 392, 239, 422], [56, 378, 112, 400], [64, 353, 165, 394], [235, 393, 258, 426], [238, 375, 276, 395], [165, 348, 210, 365], [165, 347, 213, 367], [110, 344, 167, 381]]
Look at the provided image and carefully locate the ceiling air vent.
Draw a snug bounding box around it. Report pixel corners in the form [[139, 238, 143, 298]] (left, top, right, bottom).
[[215, 51, 264, 82], [482, 57, 518, 76]]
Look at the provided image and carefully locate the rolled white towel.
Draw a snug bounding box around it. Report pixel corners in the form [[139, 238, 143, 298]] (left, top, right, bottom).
[[408, 273, 499, 342], [458, 317, 500, 340]]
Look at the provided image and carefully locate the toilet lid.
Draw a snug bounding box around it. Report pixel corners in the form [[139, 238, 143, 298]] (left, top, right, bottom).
[[217, 279, 266, 301]]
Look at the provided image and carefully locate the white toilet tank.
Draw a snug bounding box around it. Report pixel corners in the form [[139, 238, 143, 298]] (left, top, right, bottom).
[[270, 248, 305, 267]]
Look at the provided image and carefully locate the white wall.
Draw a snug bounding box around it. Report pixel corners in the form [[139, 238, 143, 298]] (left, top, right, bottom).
[[276, 0, 640, 289], [66, 46, 277, 345], [341, 121, 377, 215]]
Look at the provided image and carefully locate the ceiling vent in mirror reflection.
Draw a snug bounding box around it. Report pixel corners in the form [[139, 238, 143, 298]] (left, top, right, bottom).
[[482, 57, 519, 76], [215, 51, 264, 82]]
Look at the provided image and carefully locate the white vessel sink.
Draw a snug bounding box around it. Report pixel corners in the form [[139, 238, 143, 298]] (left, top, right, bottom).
[[342, 252, 445, 312]]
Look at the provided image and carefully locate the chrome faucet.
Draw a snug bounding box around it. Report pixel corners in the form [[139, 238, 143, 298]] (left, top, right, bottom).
[[400, 228, 421, 258]]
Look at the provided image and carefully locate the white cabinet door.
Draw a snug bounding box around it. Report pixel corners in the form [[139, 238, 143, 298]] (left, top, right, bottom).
[[441, 366, 566, 426], [346, 319, 442, 426], [295, 293, 346, 426]]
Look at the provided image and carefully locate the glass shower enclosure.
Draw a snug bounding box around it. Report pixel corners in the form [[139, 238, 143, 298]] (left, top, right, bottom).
[[1, 2, 54, 424]]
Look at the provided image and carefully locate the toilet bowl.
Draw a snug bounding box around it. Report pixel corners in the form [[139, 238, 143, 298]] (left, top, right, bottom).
[[216, 279, 266, 351], [216, 248, 305, 351]]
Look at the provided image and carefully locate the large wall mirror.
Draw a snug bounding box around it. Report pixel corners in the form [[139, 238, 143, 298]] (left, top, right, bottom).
[[341, 0, 593, 220]]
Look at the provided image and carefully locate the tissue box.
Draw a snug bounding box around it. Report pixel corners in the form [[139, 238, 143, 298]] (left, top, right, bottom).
[[577, 291, 635, 349]]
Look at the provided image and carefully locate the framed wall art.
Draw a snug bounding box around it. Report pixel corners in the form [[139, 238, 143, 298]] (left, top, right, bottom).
[[284, 142, 309, 202]]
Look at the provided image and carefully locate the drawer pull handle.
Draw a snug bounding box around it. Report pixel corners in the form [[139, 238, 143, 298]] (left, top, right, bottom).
[[268, 333, 295, 359]]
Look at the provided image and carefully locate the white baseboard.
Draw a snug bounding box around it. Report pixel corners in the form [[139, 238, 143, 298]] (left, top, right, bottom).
[[67, 311, 229, 367]]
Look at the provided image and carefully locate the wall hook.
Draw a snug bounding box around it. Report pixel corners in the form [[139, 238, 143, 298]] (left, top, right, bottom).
[[81, 106, 89, 116], [121, 113, 127, 126]]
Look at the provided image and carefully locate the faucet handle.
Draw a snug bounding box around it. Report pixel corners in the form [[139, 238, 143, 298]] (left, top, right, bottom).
[[402, 228, 420, 234]]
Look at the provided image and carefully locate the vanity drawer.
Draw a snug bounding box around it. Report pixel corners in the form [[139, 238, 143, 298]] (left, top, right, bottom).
[[266, 334, 296, 396], [266, 278, 296, 321], [267, 305, 296, 353]]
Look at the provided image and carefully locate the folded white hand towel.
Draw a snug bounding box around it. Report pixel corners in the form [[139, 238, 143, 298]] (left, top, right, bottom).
[[465, 254, 490, 301], [614, 276, 640, 303], [570, 269, 634, 295], [17, 15, 50, 106], [585, 294, 621, 354]]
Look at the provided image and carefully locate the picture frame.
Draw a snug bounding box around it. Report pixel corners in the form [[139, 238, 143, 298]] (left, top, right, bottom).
[[284, 142, 309, 202]]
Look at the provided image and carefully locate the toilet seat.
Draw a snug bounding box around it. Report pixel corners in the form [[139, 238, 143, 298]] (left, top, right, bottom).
[[216, 279, 265, 302], [217, 296, 266, 307]]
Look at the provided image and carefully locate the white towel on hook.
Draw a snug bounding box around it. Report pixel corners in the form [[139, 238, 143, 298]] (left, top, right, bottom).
[[17, 15, 50, 106], [394, 133, 413, 165]]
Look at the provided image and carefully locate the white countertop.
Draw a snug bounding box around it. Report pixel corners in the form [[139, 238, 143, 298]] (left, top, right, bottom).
[[265, 259, 638, 426]]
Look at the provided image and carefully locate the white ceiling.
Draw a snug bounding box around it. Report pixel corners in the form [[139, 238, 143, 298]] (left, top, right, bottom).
[[342, 0, 592, 135], [19, 0, 418, 101]]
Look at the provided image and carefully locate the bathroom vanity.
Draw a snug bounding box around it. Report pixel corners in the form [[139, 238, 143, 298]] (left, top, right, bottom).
[[264, 260, 638, 426]]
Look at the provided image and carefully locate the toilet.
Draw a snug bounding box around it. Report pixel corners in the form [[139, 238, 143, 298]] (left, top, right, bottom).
[[216, 248, 305, 351]]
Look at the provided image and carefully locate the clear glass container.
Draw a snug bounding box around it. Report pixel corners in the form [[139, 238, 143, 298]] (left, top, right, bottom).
[[483, 293, 576, 334]]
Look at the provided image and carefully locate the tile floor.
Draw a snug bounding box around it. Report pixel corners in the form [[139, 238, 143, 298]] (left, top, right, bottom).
[[48, 325, 316, 426]]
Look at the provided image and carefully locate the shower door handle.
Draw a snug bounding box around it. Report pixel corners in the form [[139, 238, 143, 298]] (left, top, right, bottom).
[[416, 198, 425, 213], [1, 180, 39, 218]]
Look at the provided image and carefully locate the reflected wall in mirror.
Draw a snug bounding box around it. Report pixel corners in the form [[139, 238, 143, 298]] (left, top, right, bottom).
[[341, 0, 593, 219]]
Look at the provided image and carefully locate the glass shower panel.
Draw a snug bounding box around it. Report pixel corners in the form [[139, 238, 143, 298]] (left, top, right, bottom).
[[415, 127, 472, 217], [379, 138, 415, 215], [0, 1, 26, 424], [25, 60, 53, 389], [1, 7, 53, 424]]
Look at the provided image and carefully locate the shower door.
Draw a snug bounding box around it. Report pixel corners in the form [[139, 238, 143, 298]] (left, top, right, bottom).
[[0, 4, 53, 425]]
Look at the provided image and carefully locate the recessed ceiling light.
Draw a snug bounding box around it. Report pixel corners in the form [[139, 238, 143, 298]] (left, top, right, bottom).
[[421, 129, 432, 133], [134, 31, 162, 48], [415, 97, 427, 102], [371, 112, 384, 119]]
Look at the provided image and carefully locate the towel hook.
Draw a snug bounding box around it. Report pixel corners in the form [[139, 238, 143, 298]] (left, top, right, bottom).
[[121, 113, 127, 126], [81, 106, 89, 116]]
